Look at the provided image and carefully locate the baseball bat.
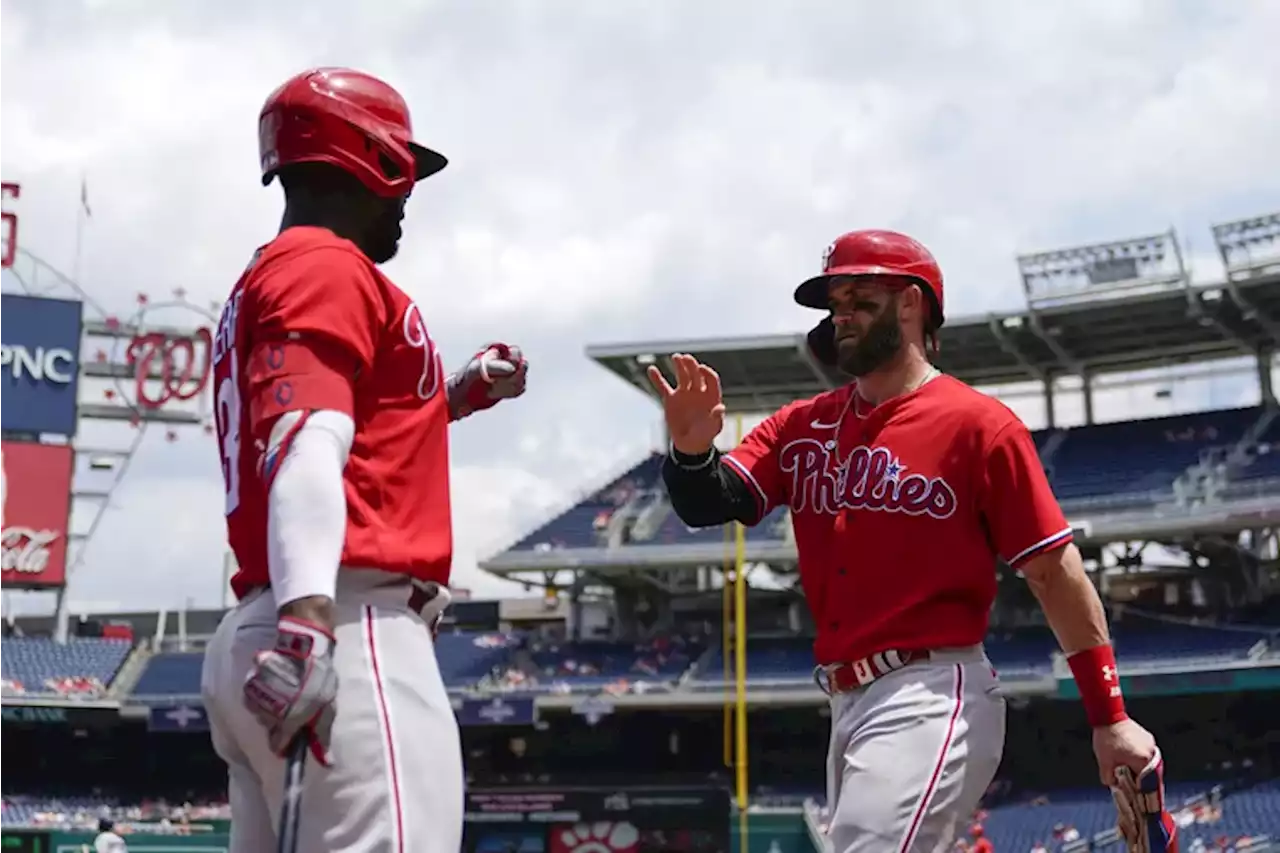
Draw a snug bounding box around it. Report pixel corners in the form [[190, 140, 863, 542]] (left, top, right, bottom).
[[276, 734, 309, 853]]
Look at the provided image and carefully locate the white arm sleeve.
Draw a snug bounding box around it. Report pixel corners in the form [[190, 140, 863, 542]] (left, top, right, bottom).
[[266, 409, 355, 608]]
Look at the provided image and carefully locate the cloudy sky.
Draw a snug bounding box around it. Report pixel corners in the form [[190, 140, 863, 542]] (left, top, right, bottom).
[[2, 0, 1278, 613]]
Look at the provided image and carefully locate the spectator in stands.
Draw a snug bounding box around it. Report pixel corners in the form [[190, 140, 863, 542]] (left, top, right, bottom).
[[92, 817, 127, 853]]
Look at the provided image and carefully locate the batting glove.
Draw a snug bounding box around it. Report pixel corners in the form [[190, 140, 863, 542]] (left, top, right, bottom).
[[446, 343, 528, 421], [1110, 748, 1179, 853], [242, 617, 339, 767], [418, 582, 452, 638]]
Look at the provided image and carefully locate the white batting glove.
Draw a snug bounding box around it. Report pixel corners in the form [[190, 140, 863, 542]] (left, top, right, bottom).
[[242, 617, 339, 766], [446, 343, 528, 421]]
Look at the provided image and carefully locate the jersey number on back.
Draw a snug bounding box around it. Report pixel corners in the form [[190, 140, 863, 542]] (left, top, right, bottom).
[[216, 350, 242, 516]]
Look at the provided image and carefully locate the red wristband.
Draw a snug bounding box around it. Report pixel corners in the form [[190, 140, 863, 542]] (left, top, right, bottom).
[[1066, 644, 1127, 727]]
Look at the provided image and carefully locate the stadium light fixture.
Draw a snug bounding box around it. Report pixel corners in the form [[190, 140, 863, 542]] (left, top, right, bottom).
[[1211, 212, 1280, 281], [1016, 229, 1188, 310]]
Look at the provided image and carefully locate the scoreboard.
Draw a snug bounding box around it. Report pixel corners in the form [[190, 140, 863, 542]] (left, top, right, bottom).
[[464, 785, 731, 853], [0, 830, 52, 853]]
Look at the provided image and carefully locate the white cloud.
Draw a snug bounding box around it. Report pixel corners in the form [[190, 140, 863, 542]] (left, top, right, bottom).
[[2, 0, 1277, 612]]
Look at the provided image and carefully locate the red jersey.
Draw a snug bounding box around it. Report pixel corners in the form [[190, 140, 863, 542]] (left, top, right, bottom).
[[724, 374, 1071, 664], [211, 227, 452, 599]]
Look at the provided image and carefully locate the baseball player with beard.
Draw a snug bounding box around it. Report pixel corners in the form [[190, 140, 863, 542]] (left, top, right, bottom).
[[201, 67, 528, 853], [652, 230, 1177, 852]]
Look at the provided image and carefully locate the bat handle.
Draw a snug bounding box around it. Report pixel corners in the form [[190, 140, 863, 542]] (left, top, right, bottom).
[[276, 733, 310, 853]]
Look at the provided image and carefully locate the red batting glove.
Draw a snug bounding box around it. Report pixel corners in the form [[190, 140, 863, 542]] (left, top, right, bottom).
[[446, 343, 528, 421]]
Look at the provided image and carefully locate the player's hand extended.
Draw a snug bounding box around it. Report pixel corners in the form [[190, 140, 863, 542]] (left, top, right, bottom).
[[447, 343, 528, 420], [1092, 717, 1158, 787], [242, 617, 339, 766], [646, 353, 725, 456]]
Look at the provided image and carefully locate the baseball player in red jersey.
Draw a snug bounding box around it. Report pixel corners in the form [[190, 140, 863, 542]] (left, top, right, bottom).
[[200, 68, 528, 853], [652, 230, 1177, 852]]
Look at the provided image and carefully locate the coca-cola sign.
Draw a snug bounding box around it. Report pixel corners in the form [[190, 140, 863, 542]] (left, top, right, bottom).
[[1, 440, 72, 588]]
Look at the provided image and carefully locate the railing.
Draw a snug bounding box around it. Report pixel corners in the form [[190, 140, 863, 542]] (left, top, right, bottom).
[[802, 799, 833, 853], [480, 446, 657, 559]]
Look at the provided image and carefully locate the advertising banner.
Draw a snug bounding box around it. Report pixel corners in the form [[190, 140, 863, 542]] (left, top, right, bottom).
[[0, 294, 83, 436], [459, 696, 537, 727], [1, 441, 74, 588], [464, 786, 731, 853], [147, 703, 210, 733]]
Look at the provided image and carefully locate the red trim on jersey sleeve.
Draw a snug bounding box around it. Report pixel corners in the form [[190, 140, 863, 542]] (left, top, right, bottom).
[[258, 410, 312, 492], [723, 405, 795, 519], [979, 422, 1073, 569]]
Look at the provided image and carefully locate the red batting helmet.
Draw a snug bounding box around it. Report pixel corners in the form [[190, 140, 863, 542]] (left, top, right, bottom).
[[259, 67, 447, 198], [796, 229, 945, 366]]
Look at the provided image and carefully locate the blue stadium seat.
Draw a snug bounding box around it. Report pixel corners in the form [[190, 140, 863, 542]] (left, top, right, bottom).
[[977, 781, 1279, 851], [0, 638, 133, 696], [436, 631, 520, 688], [1111, 619, 1270, 665], [518, 636, 703, 692], [1048, 407, 1260, 508], [497, 407, 1277, 559], [509, 456, 665, 551], [131, 652, 203, 698]]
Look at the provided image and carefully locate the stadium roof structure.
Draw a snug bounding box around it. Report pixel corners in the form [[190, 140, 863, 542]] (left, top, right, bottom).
[[482, 212, 1280, 581], [588, 213, 1280, 417]]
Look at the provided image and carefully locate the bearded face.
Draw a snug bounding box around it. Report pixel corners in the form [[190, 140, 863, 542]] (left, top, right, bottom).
[[828, 278, 909, 377]]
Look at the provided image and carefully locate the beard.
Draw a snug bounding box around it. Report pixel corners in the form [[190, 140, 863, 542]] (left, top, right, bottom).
[[835, 307, 903, 376]]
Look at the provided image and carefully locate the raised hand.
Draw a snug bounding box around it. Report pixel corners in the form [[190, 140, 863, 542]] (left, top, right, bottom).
[[646, 353, 726, 456]]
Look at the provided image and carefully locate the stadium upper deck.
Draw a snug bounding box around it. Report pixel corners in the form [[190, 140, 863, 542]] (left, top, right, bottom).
[[483, 213, 1280, 576], [589, 215, 1280, 416]]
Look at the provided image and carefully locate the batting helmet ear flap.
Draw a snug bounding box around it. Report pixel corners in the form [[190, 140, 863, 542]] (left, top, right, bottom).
[[807, 316, 838, 367]]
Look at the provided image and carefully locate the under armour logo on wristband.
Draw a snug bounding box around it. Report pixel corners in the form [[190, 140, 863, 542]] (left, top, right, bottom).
[[1103, 665, 1117, 681]]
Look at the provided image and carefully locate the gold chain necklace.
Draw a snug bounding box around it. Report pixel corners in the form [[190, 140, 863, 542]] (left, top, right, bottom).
[[830, 368, 940, 470]]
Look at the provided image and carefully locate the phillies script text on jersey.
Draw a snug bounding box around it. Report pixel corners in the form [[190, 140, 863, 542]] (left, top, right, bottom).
[[212, 226, 455, 600], [725, 375, 1073, 665], [781, 441, 958, 518]]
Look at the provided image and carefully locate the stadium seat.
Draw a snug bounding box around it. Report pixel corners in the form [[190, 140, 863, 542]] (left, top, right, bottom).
[[508, 456, 665, 552], [1111, 619, 1270, 665], [0, 638, 132, 697], [522, 636, 703, 692], [436, 631, 521, 688], [130, 652, 203, 699], [1047, 407, 1260, 509]]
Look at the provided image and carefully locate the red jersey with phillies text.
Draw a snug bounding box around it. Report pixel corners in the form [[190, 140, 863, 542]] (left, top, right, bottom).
[[212, 226, 452, 599], [724, 374, 1072, 665]]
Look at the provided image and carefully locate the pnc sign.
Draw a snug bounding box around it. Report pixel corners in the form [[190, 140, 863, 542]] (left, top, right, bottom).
[[0, 344, 77, 385], [1, 440, 74, 589], [0, 294, 83, 436]]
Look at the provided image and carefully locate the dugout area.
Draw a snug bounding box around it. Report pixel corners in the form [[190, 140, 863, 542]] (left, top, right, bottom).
[[2, 690, 1276, 853]]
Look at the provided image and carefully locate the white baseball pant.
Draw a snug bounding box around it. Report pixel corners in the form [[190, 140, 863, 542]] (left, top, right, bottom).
[[825, 645, 1006, 853], [201, 568, 464, 853]]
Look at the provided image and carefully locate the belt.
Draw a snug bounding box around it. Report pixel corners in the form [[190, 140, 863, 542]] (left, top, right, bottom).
[[252, 580, 448, 624], [814, 649, 929, 695]]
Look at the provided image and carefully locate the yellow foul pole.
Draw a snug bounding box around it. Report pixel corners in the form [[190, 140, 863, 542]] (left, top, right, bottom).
[[733, 415, 750, 844], [722, 522, 733, 768]]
